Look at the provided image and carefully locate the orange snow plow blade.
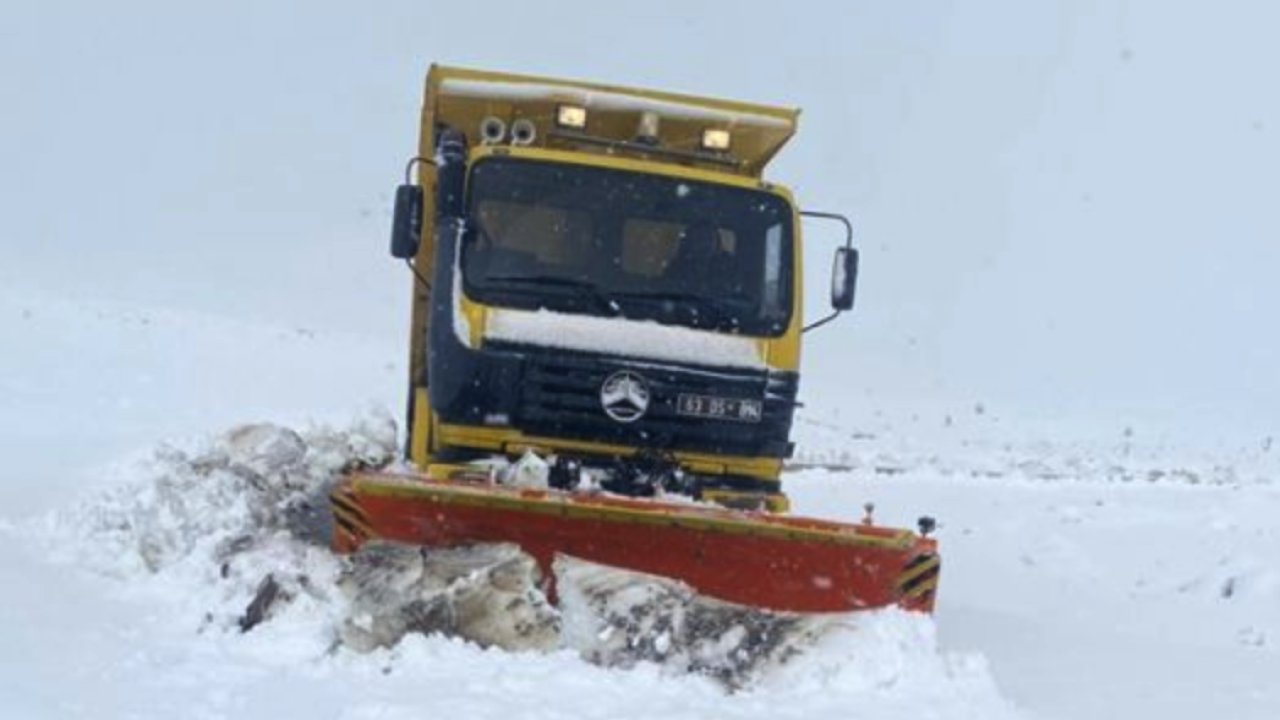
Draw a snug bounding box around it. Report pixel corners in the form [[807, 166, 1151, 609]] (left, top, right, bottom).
[[331, 468, 939, 614]]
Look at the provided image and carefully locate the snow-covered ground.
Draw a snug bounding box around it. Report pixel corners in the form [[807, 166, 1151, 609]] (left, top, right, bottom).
[[789, 466, 1280, 719], [0, 285, 1018, 719], [2, 279, 1277, 720]]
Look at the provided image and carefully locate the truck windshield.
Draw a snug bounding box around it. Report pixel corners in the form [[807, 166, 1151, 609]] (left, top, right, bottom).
[[461, 156, 794, 336]]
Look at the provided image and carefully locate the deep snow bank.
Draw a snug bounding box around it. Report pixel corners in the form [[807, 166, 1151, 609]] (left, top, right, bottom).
[[34, 418, 1017, 714], [42, 415, 398, 644]]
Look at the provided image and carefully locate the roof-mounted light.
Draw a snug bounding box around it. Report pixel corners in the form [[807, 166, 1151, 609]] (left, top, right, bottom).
[[636, 111, 661, 145], [701, 128, 731, 152], [556, 104, 587, 129]]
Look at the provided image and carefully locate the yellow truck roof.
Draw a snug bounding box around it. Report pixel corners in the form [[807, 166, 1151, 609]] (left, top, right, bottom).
[[422, 64, 799, 178]]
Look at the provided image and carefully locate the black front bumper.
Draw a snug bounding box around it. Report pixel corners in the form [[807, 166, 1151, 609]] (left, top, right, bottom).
[[431, 340, 797, 460]]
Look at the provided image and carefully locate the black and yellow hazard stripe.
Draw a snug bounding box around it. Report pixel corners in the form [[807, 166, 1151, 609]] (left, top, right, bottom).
[[329, 486, 373, 546], [897, 552, 941, 601]]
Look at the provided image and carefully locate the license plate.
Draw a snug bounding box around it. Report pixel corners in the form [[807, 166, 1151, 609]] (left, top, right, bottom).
[[676, 394, 764, 423]]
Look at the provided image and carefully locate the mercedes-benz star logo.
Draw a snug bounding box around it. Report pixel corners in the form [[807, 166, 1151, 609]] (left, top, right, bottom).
[[600, 370, 650, 423]]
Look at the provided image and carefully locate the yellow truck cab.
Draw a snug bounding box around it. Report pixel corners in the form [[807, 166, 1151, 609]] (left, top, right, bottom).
[[389, 65, 858, 511]]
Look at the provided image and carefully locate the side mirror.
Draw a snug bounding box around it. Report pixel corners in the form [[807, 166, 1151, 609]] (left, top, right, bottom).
[[831, 246, 859, 311], [390, 184, 423, 259]]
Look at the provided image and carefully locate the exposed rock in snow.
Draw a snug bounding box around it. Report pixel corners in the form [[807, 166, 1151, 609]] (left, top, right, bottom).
[[334, 542, 849, 688], [556, 555, 834, 689], [337, 541, 560, 654]]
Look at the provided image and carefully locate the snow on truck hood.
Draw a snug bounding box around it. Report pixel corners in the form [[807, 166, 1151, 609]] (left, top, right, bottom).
[[483, 306, 767, 370]]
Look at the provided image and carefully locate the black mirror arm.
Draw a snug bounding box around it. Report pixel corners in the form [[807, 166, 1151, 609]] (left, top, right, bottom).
[[800, 210, 854, 250], [800, 210, 855, 333], [404, 156, 432, 185], [803, 309, 841, 333], [400, 155, 435, 290]]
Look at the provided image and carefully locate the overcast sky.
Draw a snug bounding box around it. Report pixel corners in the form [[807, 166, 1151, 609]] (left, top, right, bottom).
[[2, 1, 1276, 448]]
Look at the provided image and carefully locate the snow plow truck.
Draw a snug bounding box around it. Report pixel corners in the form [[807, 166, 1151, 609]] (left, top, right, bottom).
[[330, 65, 940, 614]]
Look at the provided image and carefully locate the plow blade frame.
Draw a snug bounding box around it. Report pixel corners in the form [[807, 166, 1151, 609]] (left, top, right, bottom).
[[332, 470, 938, 614]]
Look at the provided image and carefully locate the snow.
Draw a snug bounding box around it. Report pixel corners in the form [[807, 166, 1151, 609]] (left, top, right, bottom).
[[437, 78, 794, 129], [3, 279, 1278, 719], [485, 307, 765, 369], [451, 222, 473, 347], [2, 406, 1015, 719], [786, 421, 1280, 719]]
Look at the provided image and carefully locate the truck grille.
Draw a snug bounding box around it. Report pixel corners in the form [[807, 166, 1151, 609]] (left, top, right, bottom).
[[492, 343, 798, 458]]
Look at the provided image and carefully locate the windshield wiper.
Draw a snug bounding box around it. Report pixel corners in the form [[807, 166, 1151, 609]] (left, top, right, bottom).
[[483, 275, 618, 314]]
